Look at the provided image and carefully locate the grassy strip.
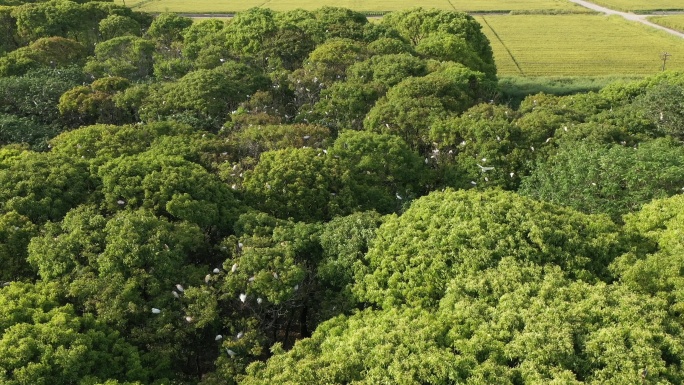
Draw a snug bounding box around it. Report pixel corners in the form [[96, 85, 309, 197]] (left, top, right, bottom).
[[579, 0, 684, 12], [498, 75, 644, 106], [478, 14, 684, 76], [648, 15, 684, 33]]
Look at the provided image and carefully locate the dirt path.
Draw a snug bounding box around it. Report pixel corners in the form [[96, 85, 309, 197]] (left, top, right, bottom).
[[567, 0, 684, 38]]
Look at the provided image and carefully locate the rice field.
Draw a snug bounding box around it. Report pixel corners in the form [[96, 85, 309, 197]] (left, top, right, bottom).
[[649, 15, 684, 33], [114, 0, 588, 14], [477, 14, 684, 76], [582, 0, 684, 12]]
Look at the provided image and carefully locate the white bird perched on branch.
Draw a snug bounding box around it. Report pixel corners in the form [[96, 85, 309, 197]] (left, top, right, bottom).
[[239, 293, 247, 303], [172, 291, 180, 299], [477, 164, 495, 172], [226, 349, 237, 358], [215, 335, 223, 341], [175, 284, 184, 293], [151, 308, 161, 314], [213, 268, 221, 274]]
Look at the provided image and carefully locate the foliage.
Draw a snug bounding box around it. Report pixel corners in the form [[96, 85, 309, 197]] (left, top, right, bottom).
[[354, 189, 625, 309]]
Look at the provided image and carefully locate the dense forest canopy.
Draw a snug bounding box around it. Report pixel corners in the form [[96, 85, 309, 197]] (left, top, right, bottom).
[[1, 1, 684, 384]]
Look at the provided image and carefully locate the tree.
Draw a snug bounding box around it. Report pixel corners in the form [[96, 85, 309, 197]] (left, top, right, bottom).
[[519, 137, 684, 221], [97, 152, 241, 234], [58, 76, 132, 126], [139, 61, 270, 131], [429, 103, 527, 190], [84, 35, 155, 80], [328, 130, 427, 214], [0, 66, 87, 124], [380, 8, 496, 79], [0, 282, 150, 385], [0, 151, 95, 223], [98, 14, 142, 41], [242, 148, 342, 222], [0, 36, 87, 77], [364, 63, 488, 153], [353, 189, 625, 309]]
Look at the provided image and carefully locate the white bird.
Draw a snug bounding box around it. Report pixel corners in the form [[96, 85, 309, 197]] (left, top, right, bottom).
[[205, 274, 212, 284], [470, 181, 477, 185], [530, 146, 535, 152], [215, 334, 223, 341], [477, 164, 495, 172], [248, 276, 255, 283], [510, 172, 515, 178], [226, 349, 237, 358], [185, 316, 193, 323], [396, 193, 402, 200], [151, 308, 161, 314], [257, 297, 263, 304], [294, 284, 299, 291], [238, 242, 243, 249], [231, 263, 238, 273], [424, 158, 428, 164], [213, 268, 221, 274], [239, 293, 247, 303], [117, 199, 125, 205], [236, 331, 244, 339], [273, 272, 279, 279], [175, 284, 184, 293], [172, 291, 180, 298]]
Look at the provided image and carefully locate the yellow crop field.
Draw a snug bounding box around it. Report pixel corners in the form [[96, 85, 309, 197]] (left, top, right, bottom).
[[649, 15, 684, 33], [114, 0, 588, 14], [583, 0, 684, 12], [477, 14, 684, 76]]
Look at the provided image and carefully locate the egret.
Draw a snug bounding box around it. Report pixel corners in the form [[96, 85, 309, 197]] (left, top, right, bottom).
[[226, 349, 237, 358], [396, 193, 402, 200], [185, 316, 193, 323], [238, 242, 243, 249], [213, 268, 221, 274], [477, 164, 494, 172], [510, 172, 515, 178], [117, 199, 125, 205], [172, 291, 180, 298], [470, 181, 477, 185], [215, 335, 223, 341], [530, 146, 535, 152], [239, 293, 247, 303], [151, 308, 161, 314], [231, 263, 238, 273], [248, 276, 255, 283], [236, 331, 244, 339], [273, 272, 279, 279], [294, 284, 299, 291], [175, 284, 184, 293], [205, 274, 211, 284], [257, 297, 263, 304]]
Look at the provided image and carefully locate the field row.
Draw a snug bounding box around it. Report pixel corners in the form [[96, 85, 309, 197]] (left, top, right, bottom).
[[584, 0, 684, 12], [477, 14, 684, 76], [649, 15, 684, 33], [114, 0, 590, 14]]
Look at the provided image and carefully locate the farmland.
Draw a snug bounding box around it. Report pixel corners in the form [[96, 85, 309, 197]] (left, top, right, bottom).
[[584, 0, 684, 12], [478, 14, 684, 76], [649, 15, 684, 33], [114, 0, 589, 14]]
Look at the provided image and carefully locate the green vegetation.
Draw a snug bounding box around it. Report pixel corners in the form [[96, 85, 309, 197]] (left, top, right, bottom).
[[588, 0, 684, 12], [2, 3, 684, 385], [478, 14, 684, 76], [113, 0, 589, 14], [649, 14, 684, 33]]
